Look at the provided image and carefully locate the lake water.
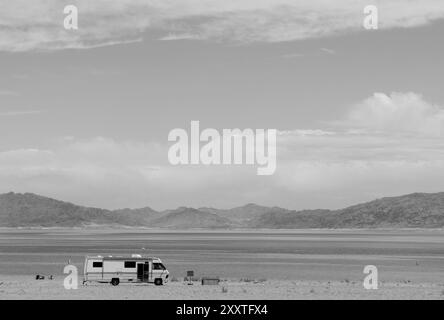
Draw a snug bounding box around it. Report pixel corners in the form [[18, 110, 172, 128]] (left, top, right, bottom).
[[1, 228, 443, 283]]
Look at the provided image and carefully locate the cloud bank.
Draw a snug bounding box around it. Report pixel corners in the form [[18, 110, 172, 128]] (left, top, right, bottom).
[[1, 0, 444, 51], [345, 92, 444, 136], [1, 92, 444, 209]]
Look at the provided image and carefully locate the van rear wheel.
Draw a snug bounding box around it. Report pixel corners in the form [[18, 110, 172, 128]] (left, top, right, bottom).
[[154, 278, 163, 286], [111, 278, 120, 286]]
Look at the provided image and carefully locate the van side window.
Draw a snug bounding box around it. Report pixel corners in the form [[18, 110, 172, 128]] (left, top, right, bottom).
[[152, 262, 165, 270], [124, 261, 136, 268], [92, 262, 102, 268]]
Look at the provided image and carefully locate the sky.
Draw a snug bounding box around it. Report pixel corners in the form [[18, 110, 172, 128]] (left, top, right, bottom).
[[0, 0, 444, 210]]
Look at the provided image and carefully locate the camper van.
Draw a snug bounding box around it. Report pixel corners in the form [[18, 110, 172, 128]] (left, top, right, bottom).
[[83, 254, 169, 286]]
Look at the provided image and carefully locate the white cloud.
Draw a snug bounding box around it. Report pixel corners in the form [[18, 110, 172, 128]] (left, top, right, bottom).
[[1, 0, 444, 51], [345, 92, 444, 136], [272, 92, 444, 207], [320, 48, 336, 55], [278, 129, 336, 136]]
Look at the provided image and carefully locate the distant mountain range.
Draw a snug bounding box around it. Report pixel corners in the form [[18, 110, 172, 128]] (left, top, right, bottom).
[[1, 192, 444, 228]]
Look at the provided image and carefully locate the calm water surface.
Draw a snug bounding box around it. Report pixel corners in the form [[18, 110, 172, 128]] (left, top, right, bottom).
[[1, 229, 443, 282]]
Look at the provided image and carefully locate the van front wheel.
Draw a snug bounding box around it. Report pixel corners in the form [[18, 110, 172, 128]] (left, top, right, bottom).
[[111, 278, 120, 286], [154, 278, 163, 286]]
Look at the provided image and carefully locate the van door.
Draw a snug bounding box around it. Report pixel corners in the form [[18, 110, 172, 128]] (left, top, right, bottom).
[[137, 263, 149, 282], [137, 263, 143, 281]]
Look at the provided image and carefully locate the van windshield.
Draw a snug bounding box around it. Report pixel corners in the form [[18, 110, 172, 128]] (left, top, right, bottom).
[[152, 262, 166, 270]]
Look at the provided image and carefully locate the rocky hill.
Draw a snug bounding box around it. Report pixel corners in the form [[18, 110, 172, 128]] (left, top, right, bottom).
[[1, 192, 444, 228]]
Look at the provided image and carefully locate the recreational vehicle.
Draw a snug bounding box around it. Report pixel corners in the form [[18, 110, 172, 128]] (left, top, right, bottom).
[[83, 254, 169, 286]]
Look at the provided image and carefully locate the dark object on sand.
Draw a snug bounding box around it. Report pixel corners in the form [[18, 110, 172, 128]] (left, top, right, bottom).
[[201, 277, 220, 285], [35, 275, 45, 280], [186, 270, 194, 285]]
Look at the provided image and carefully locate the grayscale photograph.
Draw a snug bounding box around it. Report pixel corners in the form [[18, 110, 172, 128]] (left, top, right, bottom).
[[0, 0, 444, 305]]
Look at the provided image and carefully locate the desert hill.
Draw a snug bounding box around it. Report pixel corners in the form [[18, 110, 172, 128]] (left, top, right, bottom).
[[1, 192, 443, 228]]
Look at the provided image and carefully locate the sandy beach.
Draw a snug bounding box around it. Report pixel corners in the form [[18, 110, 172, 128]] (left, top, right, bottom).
[[1, 275, 443, 300]]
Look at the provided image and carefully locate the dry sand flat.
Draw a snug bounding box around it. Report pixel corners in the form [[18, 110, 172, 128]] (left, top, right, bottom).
[[0, 276, 443, 300]]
